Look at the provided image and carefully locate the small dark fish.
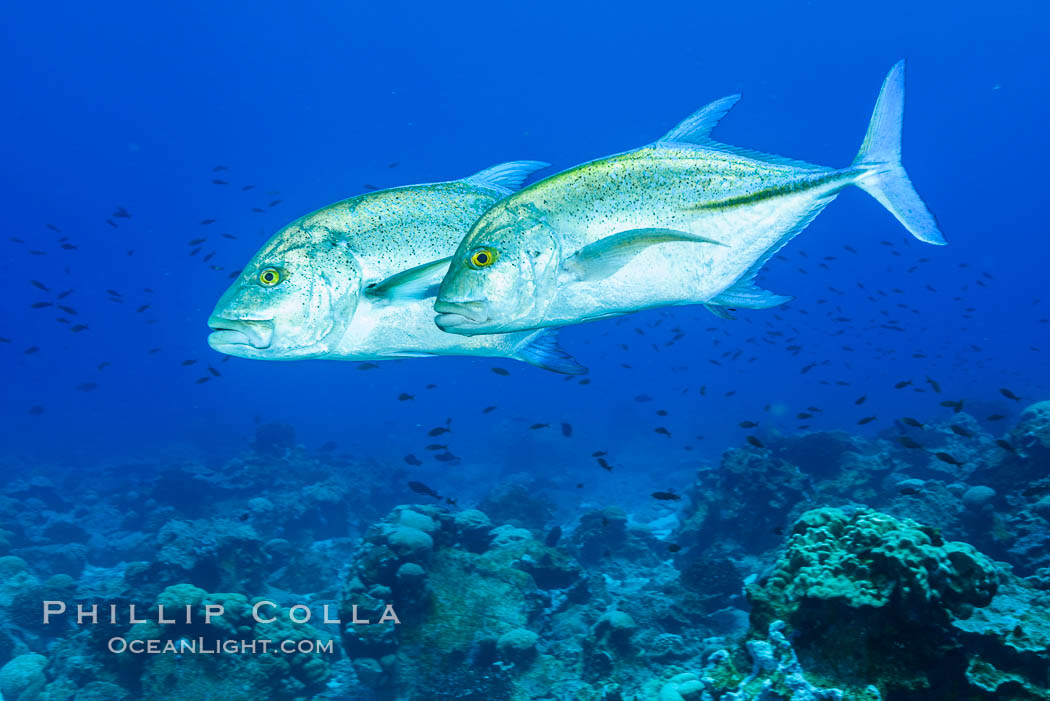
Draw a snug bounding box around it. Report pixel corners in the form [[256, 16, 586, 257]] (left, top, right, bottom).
[[136, 304, 150, 313], [446, 498, 458, 506], [428, 426, 451, 437], [1000, 388, 1021, 401], [200, 218, 216, 225], [894, 380, 912, 389], [388, 161, 400, 168], [239, 512, 250, 521], [941, 400, 964, 413], [898, 486, 922, 496], [60, 243, 77, 250], [71, 324, 88, 332], [933, 452, 962, 466], [0, 337, 10, 343], [57, 305, 77, 315], [30, 280, 49, 291], [482, 406, 497, 414], [634, 394, 653, 402], [544, 526, 562, 547], [434, 452, 459, 463], [739, 421, 759, 428], [28, 405, 45, 415], [901, 417, 924, 429], [491, 367, 510, 376], [75, 382, 97, 392], [212, 179, 228, 185], [654, 427, 671, 437], [24, 346, 40, 354], [242, 184, 255, 190], [268, 199, 282, 207], [31, 302, 52, 309], [188, 237, 206, 246], [667, 544, 681, 553], [403, 454, 422, 466], [195, 377, 210, 384], [357, 362, 379, 370], [530, 423, 549, 430], [97, 362, 110, 371], [181, 359, 197, 366], [148, 347, 161, 354], [796, 412, 813, 419], [57, 289, 73, 299], [212, 165, 229, 172], [656, 409, 668, 416], [855, 395, 867, 405], [950, 425, 974, 438], [46, 224, 61, 232], [561, 422, 573, 437], [592, 450, 607, 457], [897, 436, 924, 450], [987, 414, 1006, 422], [597, 457, 613, 471], [996, 439, 1016, 454], [221, 233, 237, 239], [651, 490, 680, 501], [746, 435, 764, 449], [407, 481, 440, 499], [857, 416, 877, 425], [208, 366, 221, 377], [926, 377, 942, 393], [112, 206, 130, 219], [397, 393, 414, 401]]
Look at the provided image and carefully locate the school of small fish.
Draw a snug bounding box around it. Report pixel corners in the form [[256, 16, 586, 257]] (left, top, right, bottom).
[[9, 61, 1047, 503]]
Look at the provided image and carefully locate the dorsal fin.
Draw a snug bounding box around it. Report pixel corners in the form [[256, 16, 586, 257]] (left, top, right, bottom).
[[659, 95, 826, 170], [464, 160, 550, 192], [660, 95, 741, 144]]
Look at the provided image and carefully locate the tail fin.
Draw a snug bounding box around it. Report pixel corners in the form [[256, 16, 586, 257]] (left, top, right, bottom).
[[852, 60, 946, 245]]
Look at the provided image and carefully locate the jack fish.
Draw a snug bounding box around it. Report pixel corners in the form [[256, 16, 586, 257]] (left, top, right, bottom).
[[208, 162, 586, 374], [435, 61, 945, 335]]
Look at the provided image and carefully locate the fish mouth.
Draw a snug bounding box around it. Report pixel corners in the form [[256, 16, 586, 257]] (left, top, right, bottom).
[[434, 300, 490, 332], [208, 316, 275, 350]]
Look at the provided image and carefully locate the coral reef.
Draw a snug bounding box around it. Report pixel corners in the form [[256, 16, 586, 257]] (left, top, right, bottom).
[[0, 403, 1047, 700]]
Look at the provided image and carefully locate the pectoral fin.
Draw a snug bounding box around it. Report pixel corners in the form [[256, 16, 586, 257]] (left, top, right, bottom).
[[365, 257, 451, 301], [561, 228, 725, 282]]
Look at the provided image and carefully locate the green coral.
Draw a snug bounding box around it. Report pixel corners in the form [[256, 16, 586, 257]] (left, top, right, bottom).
[[746, 507, 1050, 699], [750, 507, 999, 630]]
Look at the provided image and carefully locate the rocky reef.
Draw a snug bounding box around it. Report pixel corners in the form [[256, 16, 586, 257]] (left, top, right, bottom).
[[0, 402, 1047, 700]]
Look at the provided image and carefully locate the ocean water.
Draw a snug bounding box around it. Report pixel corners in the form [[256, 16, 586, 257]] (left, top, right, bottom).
[[1, 1, 1048, 700]]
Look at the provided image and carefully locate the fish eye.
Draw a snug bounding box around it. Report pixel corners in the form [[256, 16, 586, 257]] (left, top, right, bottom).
[[258, 267, 282, 287], [469, 247, 497, 269]]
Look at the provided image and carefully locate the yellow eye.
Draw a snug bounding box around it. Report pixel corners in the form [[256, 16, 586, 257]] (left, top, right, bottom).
[[258, 267, 282, 287], [469, 248, 497, 269]]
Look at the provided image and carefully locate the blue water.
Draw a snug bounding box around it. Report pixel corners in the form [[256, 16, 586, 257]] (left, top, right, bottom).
[[1, 2, 1048, 699]]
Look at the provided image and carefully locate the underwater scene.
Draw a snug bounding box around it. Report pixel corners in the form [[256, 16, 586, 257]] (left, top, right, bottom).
[[2, 1, 1049, 699]]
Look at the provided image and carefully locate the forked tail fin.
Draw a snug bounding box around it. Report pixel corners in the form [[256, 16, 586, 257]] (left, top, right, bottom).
[[852, 60, 947, 245]]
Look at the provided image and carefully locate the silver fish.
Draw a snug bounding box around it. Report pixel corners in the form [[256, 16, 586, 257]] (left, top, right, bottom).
[[435, 61, 945, 335], [208, 162, 585, 374]]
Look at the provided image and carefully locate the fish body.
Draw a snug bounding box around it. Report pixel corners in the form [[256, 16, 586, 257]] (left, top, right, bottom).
[[436, 62, 945, 335], [208, 163, 584, 374]]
